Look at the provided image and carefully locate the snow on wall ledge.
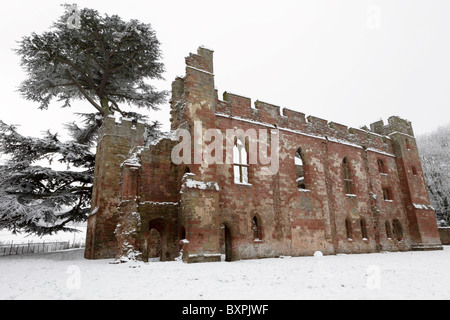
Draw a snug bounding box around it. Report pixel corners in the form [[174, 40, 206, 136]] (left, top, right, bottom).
[[181, 173, 219, 192]]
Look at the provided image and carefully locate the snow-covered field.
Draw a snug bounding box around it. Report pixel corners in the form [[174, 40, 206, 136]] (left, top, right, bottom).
[[1, 246, 449, 300]]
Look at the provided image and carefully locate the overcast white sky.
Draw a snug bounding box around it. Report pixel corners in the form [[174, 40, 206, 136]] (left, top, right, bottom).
[[1, 0, 450, 141]]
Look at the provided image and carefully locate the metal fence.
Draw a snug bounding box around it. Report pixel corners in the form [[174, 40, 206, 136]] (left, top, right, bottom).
[[0, 240, 85, 257]]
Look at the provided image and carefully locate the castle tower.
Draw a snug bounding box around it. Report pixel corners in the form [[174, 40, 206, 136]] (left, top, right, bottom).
[[371, 117, 443, 250], [170, 47, 222, 263], [84, 116, 147, 259]]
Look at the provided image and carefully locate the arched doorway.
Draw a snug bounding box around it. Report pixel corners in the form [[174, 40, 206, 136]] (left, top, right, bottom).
[[220, 224, 233, 262], [148, 228, 162, 261], [146, 218, 184, 262], [148, 219, 165, 262]]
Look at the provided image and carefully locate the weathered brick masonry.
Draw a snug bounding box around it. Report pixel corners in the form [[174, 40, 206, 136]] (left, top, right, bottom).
[[85, 47, 443, 263], [439, 228, 450, 245]]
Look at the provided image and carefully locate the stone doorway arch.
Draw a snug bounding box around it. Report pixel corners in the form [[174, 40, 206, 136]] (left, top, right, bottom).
[[220, 223, 233, 262], [146, 218, 180, 262]]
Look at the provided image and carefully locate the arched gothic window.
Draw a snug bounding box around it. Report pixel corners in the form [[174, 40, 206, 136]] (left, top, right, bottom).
[[234, 138, 249, 184], [252, 216, 262, 241], [342, 157, 354, 194], [295, 148, 307, 189]]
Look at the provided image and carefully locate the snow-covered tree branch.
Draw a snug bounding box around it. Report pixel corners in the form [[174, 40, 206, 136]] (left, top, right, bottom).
[[0, 121, 94, 235], [417, 124, 450, 227], [0, 5, 168, 235], [16, 5, 167, 118]]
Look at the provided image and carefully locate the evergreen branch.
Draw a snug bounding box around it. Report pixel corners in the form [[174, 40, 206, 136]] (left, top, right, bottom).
[[55, 56, 98, 91], [109, 49, 142, 73]]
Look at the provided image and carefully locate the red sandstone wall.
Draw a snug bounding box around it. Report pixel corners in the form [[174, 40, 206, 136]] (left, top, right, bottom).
[[212, 89, 443, 256], [365, 150, 410, 251], [139, 139, 181, 204], [214, 113, 413, 258], [439, 228, 450, 245]]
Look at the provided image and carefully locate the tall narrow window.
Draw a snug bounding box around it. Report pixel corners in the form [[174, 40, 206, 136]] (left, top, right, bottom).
[[412, 166, 418, 176], [385, 221, 393, 239], [252, 216, 262, 241], [345, 218, 353, 240], [377, 159, 386, 174], [360, 218, 368, 240], [234, 138, 249, 184], [295, 148, 306, 189], [342, 157, 354, 194]]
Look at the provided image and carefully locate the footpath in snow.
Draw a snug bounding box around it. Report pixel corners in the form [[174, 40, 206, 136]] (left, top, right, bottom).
[[0, 247, 449, 300]]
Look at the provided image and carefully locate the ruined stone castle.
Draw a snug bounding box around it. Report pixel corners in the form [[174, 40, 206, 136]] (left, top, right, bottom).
[[85, 47, 443, 263]]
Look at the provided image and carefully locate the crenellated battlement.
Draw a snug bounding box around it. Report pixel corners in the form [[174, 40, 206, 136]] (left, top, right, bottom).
[[370, 117, 415, 137], [98, 115, 147, 147], [169, 46, 414, 154], [214, 92, 399, 152], [282, 108, 307, 124]]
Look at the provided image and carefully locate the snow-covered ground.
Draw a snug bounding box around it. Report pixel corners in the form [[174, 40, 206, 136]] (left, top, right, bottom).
[[1, 246, 449, 300]]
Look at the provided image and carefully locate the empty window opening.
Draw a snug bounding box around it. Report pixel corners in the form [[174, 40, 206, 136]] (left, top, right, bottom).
[[385, 221, 393, 240], [295, 148, 307, 189], [392, 219, 404, 241], [345, 218, 353, 240], [378, 159, 386, 174], [412, 166, 418, 176], [383, 188, 393, 201], [405, 138, 412, 150], [234, 138, 249, 184], [360, 219, 368, 240], [252, 216, 262, 241], [342, 157, 354, 194]]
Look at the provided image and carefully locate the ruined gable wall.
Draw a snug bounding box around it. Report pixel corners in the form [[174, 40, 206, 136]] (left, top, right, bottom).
[[139, 139, 181, 204]]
